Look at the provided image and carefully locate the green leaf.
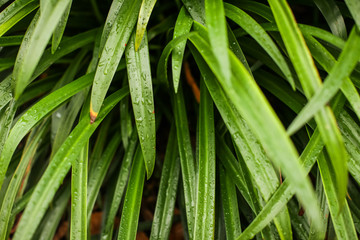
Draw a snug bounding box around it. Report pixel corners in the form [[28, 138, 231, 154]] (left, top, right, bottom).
[[100, 129, 138, 240], [188, 30, 321, 227], [87, 132, 121, 219], [150, 125, 180, 240], [180, 0, 205, 24], [0, 0, 39, 37], [0, 35, 23, 46], [90, 0, 142, 120], [268, 0, 348, 210], [191, 45, 292, 240], [314, 0, 347, 39], [117, 146, 145, 240], [12, 87, 129, 240], [193, 79, 215, 240], [0, 121, 48, 239], [52, 0, 72, 53], [224, 3, 295, 89], [344, 0, 360, 29], [0, 73, 94, 188], [308, 169, 329, 240], [172, 6, 193, 93], [219, 164, 241, 240], [205, 0, 231, 85], [317, 153, 357, 239], [13, 0, 72, 99], [70, 143, 88, 240], [172, 83, 196, 237], [33, 184, 70, 240], [135, 0, 157, 51], [288, 27, 360, 134], [0, 76, 12, 112], [126, 31, 155, 178]]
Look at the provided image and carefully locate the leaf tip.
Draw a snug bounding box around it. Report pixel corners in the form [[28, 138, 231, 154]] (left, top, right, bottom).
[[90, 106, 98, 124]]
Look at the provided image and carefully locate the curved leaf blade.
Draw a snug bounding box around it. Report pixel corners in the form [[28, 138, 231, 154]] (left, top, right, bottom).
[[135, 0, 157, 51], [90, 0, 141, 121], [117, 146, 145, 240], [126, 31, 155, 178], [12, 87, 129, 240], [0, 73, 94, 188]]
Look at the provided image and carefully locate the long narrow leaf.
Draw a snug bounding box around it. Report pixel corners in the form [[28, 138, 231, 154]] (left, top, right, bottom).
[[172, 7, 193, 93], [135, 0, 157, 51], [126, 31, 156, 178], [150, 125, 180, 240], [193, 79, 216, 240], [267, 0, 348, 209], [12, 87, 129, 240], [0, 73, 94, 188], [288, 27, 360, 134], [117, 146, 145, 240], [13, 0, 71, 98], [90, 0, 141, 121]]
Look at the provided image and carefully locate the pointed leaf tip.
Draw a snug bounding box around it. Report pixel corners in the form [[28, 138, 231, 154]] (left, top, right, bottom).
[[90, 106, 98, 124]]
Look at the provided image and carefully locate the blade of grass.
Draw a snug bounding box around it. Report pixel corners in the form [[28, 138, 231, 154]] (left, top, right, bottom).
[[117, 146, 145, 240], [99, 0, 125, 53], [224, 3, 295, 89], [70, 143, 88, 240], [193, 79, 215, 240], [33, 183, 70, 240], [236, 93, 346, 240], [172, 6, 193, 93], [135, 0, 157, 51], [0, 35, 23, 46], [288, 27, 360, 134], [317, 153, 357, 239], [0, 73, 94, 188], [100, 129, 138, 240], [0, 76, 12, 112], [172, 84, 196, 237], [0, 120, 48, 240], [150, 124, 180, 240], [268, 0, 348, 209], [87, 132, 121, 220], [188, 30, 321, 227], [308, 169, 329, 240], [90, 0, 141, 121], [219, 164, 241, 240], [314, 0, 347, 39], [12, 87, 129, 240], [302, 34, 360, 127], [0, 0, 39, 37], [344, 0, 360, 29], [125, 31, 155, 178], [52, 0, 72, 53], [180, 0, 205, 24], [205, 0, 231, 85], [13, 0, 71, 99]]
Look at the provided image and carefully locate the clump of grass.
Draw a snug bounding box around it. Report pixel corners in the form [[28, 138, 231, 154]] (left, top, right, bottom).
[[1, 0, 360, 239]]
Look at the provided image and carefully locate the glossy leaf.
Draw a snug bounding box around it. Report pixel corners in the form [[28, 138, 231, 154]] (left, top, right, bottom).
[[100, 129, 138, 240], [172, 7, 193, 93], [288, 27, 360, 134], [224, 3, 295, 89], [90, 0, 141, 121], [193, 79, 216, 240], [150, 125, 180, 240], [12, 0, 72, 99], [125, 31, 155, 178], [135, 0, 157, 51], [12, 87, 129, 240], [0, 73, 94, 188], [268, 0, 348, 209], [117, 146, 145, 240]]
